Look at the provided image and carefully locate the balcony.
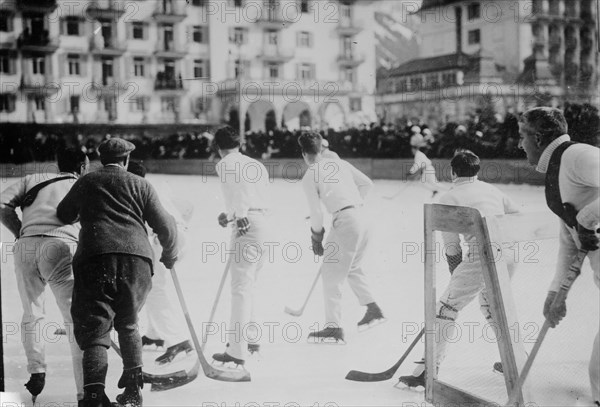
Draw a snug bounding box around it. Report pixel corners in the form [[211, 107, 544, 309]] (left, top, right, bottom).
[[155, 74, 184, 91], [153, 2, 186, 23], [336, 18, 363, 36], [92, 76, 126, 91], [17, 0, 57, 13], [337, 51, 365, 67], [86, 0, 126, 20], [257, 46, 294, 63], [154, 41, 186, 59], [19, 74, 60, 94], [257, 9, 294, 29], [17, 32, 59, 53], [90, 37, 125, 56]]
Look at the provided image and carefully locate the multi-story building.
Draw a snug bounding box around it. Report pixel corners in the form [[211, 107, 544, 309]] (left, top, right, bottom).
[[0, 0, 377, 131], [376, 0, 599, 128]]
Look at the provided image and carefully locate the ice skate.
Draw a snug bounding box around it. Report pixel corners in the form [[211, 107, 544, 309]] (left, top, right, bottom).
[[357, 303, 386, 332], [115, 367, 143, 407], [307, 327, 345, 344], [396, 372, 425, 388], [212, 352, 245, 367], [154, 340, 193, 365], [24, 372, 45, 403], [226, 342, 261, 355], [142, 335, 164, 349], [82, 385, 117, 407]]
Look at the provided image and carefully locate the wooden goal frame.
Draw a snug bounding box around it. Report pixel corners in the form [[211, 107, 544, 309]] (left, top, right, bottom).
[[424, 204, 558, 407]]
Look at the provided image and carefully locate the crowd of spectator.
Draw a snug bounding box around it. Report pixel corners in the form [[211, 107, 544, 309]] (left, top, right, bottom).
[[1, 103, 598, 164]]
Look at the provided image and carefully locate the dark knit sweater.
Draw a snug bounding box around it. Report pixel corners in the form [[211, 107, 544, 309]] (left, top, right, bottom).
[[57, 165, 178, 265]]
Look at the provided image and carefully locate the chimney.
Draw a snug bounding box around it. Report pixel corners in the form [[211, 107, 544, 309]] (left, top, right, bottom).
[[455, 6, 462, 54]]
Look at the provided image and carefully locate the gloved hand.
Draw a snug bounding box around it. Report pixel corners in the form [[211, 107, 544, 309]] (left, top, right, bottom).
[[161, 254, 177, 270], [218, 212, 229, 228], [236, 217, 250, 236], [446, 252, 462, 275], [576, 223, 599, 251], [311, 228, 325, 256], [543, 291, 566, 328]]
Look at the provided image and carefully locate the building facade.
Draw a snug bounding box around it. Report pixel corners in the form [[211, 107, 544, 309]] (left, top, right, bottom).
[[376, 0, 600, 128], [0, 0, 377, 131]]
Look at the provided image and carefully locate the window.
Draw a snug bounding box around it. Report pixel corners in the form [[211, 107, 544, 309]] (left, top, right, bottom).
[[161, 96, 178, 112], [340, 3, 351, 19], [0, 94, 15, 112], [103, 96, 115, 112], [266, 29, 278, 45], [32, 57, 45, 75], [234, 59, 248, 78], [192, 26, 205, 43], [0, 53, 12, 74], [68, 54, 80, 75], [299, 63, 314, 80], [134, 57, 145, 77], [231, 27, 247, 44], [298, 31, 311, 47], [300, 0, 309, 13], [195, 97, 206, 112], [70, 95, 79, 112], [467, 3, 480, 20], [132, 22, 144, 39], [442, 72, 456, 86], [66, 17, 79, 35], [342, 67, 354, 83], [341, 35, 353, 57], [0, 12, 12, 32], [267, 63, 279, 78], [132, 97, 147, 112], [349, 97, 361, 112], [192, 0, 206, 5], [193, 59, 206, 78], [234, 0, 242, 6], [34, 95, 45, 111], [468, 29, 480, 44]]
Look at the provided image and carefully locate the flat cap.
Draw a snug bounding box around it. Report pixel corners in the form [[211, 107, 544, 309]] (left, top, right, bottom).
[[98, 138, 135, 158]]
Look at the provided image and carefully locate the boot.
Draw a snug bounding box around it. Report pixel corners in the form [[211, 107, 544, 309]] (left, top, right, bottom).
[[357, 302, 386, 331], [397, 371, 425, 388], [226, 342, 261, 354], [493, 361, 503, 374], [24, 372, 45, 402], [141, 336, 164, 348], [82, 384, 115, 407], [307, 327, 345, 343], [116, 367, 143, 407], [154, 340, 193, 365], [212, 352, 245, 366]]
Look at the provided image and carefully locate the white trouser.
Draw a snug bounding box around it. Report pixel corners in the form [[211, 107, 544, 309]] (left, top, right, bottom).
[[414, 251, 517, 376], [226, 212, 267, 360], [321, 207, 375, 328], [13, 236, 84, 400], [142, 227, 189, 347]]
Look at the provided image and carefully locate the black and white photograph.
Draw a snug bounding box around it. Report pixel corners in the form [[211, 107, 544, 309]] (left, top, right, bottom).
[[0, 0, 599, 406]]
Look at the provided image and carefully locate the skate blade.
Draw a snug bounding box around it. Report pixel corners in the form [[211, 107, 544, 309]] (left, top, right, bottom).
[[394, 380, 425, 390], [211, 360, 248, 371], [155, 349, 193, 366], [307, 337, 346, 345], [357, 317, 387, 332]]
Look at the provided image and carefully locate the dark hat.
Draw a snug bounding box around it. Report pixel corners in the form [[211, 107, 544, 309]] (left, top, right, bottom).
[[98, 137, 135, 158]]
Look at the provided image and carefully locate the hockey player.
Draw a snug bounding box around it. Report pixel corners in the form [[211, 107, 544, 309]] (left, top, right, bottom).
[[299, 131, 384, 343], [518, 107, 599, 406], [0, 148, 88, 404], [408, 134, 443, 198], [398, 150, 520, 388], [127, 162, 193, 365], [57, 138, 178, 407], [211, 126, 270, 367]]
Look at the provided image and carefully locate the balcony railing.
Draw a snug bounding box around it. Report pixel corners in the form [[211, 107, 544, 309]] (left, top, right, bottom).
[[17, 0, 57, 13], [337, 51, 365, 66], [258, 46, 294, 62], [86, 0, 126, 20], [336, 17, 363, 35], [257, 8, 294, 28], [155, 74, 184, 90], [20, 74, 60, 93], [90, 36, 126, 55], [153, 1, 186, 22], [155, 40, 186, 58], [17, 32, 59, 53]]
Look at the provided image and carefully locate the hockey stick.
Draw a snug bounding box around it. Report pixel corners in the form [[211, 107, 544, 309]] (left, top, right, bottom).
[[170, 266, 251, 382], [345, 327, 424, 382], [284, 268, 322, 317], [504, 249, 586, 407], [201, 257, 232, 351]]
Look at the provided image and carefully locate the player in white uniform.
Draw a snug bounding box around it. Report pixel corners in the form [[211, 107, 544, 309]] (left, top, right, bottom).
[[127, 162, 193, 366], [398, 150, 521, 387], [212, 126, 271, 366], [409, 134, 443, 198], [299, 132, 384, 343]]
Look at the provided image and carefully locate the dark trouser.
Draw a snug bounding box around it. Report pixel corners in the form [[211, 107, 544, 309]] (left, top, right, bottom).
[[72, 254, 152, 387]]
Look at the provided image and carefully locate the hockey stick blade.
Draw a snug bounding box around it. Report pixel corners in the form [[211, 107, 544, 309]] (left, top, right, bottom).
[[345, 328, 424, 382], [149, 359, 200, 391], [284, 306, 303, 317]]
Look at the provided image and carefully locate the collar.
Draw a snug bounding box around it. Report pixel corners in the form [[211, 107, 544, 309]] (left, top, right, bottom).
[[453, 176, 477, 186], [220, 151, 242, 162], [536, 134, 571, 173], [105, 164, 124, 169], [58, 172, 78, 179]]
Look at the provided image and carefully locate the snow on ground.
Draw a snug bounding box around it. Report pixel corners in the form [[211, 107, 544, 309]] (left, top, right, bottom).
[[1, 176, 598, 407]]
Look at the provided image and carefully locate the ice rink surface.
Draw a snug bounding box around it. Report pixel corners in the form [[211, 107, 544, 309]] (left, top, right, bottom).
[[1, 175, 598, 407]]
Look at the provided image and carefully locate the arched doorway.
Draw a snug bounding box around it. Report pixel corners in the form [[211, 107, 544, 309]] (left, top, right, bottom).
[[282, 101, 312, 130], [319, 102, 345, 130], [246, 100, 277, 132]]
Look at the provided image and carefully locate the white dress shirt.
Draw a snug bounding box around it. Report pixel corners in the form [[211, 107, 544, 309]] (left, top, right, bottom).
[[215, 152, 270, 218], [302, 157, 373, 231]]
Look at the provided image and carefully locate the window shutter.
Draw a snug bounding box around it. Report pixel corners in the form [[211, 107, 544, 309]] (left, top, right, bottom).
[[186, 25, 191, 43], [126, 23, 132, 39], [143, 23, 149, 40], [58, 53, 65, 77], [228, 27, 234, 43], [310, 63, 315, 80], [206, 60, 210, 79], [295, 63, 300, 80], [203, 26, 209, 43], [126, 56, 134, 78], [309, 32, 314, 47], [79, 54, 86, 77], [296, 31, 300, 47], [59, 18, 65, 35]]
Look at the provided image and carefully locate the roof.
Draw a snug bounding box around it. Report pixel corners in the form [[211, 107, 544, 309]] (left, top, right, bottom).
[[386, 52, 476, 76], [417, 0, 463, 12]]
